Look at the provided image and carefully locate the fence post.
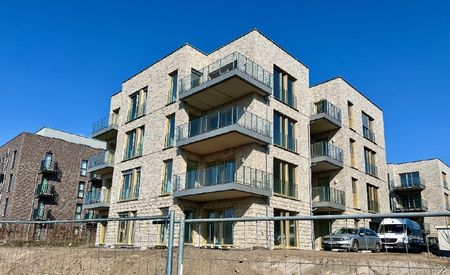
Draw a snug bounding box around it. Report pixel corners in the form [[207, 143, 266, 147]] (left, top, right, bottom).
[[166, 210, 176, 275], [177, 214, 185, 275]]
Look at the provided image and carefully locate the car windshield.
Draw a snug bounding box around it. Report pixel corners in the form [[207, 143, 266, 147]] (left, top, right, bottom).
[[332, 228, 358, 235], [379, 224, 404, 233]]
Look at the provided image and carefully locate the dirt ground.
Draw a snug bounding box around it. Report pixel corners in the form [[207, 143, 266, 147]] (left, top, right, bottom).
[[0, 245, 449, 274]]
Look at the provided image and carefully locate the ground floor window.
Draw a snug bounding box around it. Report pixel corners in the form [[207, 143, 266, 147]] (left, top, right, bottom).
[[184, 210, 195, 244], [274, 209, 297, 247], [159, 208, 169, 245], [117, 211, 136, 245], [203, 208, 234, 246]]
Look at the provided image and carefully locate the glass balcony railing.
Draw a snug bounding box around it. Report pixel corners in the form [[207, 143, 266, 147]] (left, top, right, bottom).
[[274, 134, 297, 152], [393, 198, 428, 211], [127, 104, 146, 122], [390, 178, 426, 191], [312, 186, 346, 207], [176, 106, 272, 142], [92, 113, 119, 135], [363, 126, 376, 143], [32, 208, 46, 220], [35, 183, 57, 197], [311, 100, 342, 122], [84, 189, 111, 205], [174, 164, 272, 192], [179, 52, 273, 95], [40, 159, 59, 174], [88, 150, 115, 169], [311, 142, 344, 163]]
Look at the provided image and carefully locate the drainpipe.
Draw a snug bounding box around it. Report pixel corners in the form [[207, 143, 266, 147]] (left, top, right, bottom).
[[264, 94, 270, 249], [308, 121, 315, 250]]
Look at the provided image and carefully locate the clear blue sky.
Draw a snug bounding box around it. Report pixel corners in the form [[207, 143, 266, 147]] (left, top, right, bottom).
[[0, 1, 449, 164]]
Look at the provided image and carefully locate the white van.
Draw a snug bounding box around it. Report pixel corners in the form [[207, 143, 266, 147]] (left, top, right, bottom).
[[378, 218, 424, 251]]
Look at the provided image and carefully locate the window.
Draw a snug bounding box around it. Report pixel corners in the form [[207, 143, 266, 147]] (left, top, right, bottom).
[[164, 114, 175, 148], [119, 168, 141, 201], [362, 112, 375, 142], [161, 159, 173, 194], [3, 198, 8, 216], [273, 111, 296, 152], [364, 147, 377, 177], [7, 174, 13, 192], [350, 139, 356, 168], [367, 184, 379, 213], [77, 181, 85, 198], [80, 160, 88, 176], [124, 127, 144, 160], [36, 200, 45, 219], [128, 88, 147, 122], [274, 209, 297, 247], [399, 172, 421, 188], [273, 66, 296, 108], [74, 203, 82, 219], [184, 210, 195, 243], [273, 158, 296, 198], [347, 101, 354, 129], [11, 150, 17, 169], [204, 208, 234, 245], [443, 172, 448, 189], [117, 211, 136, 245], [352, 178, 359, 209], [0, 174, 4, 189], [445, 194, 449, 210], [167, 70, 178, 104], [159, 207, 169, 244]]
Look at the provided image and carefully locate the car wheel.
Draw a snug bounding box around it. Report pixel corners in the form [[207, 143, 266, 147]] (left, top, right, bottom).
[[323, 247, 331, 251], [373, 242, 381, 253], [351, 240, 359, 252]]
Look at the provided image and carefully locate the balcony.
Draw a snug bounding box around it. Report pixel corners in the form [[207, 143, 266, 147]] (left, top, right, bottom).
[[176, 106, 272, 155], [311, 142, 344, 172], [32, 208, 46, 221], [173, 164, 272, 201], [392, 198, 428, 212], [92, 113, 119, 140], [312, 186, 346, 212], [89, 173, 102, 183], [83, 189, 111, 210], [363, 126, 376, 143], [390, 178, 426, 192], [179, 52, 272, 111], [88, 151, 115, 175], [40, 160, 60, 175], [35, 183, 58, 202], [310, 100, 342, 135]]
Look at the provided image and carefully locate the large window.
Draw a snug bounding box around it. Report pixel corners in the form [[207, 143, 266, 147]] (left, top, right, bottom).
[[119, 168, 141, 201], [7, 174, 13, 192], [273, 66, 296, 108], [161, 159, 173, 194], [74, 203, 82, 219], [203, 208, 234, 246], [128, 88, 147, 122], [77, 181, 85, 198], [3, 198, 8, 216], [159, 208, 169, 245], [164, 114, 175, 148], [366, 184, 379, 213], [445, 194, 449, 210], [364, 147, 377, 177], [167, 70, 178, 104], [399, 172, 421, 188], [273, 158, 296, 198], [350, 139, 356, 168], [274, 209, 297, 247], [347, 101, 354, 129], [80, 160, 88, 176], [362, 112, 375, 142], [184, 210, 195, 243], [352, 178, 359, 209], [11, 150, 17, 169], [273, 111, 296, 152], [124, 127, 144, 160], [443, 172, 448, 189], [117, 211, 136, 245]]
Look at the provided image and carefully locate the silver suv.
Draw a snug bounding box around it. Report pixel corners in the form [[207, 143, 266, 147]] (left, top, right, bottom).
[[322, 227, 382, 252]]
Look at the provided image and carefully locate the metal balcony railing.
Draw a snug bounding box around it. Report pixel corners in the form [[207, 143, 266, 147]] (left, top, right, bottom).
[[176, 106, 272, 142], [35, 183, 57, 197], [311, 100, 342, 122], [393, 198, 428, 211], [84, 189, 111, 205], [390, 178, 426, 191], [127, 103, 146, 122], [88, 151, 115, 169], [311, 142, 344, 163], [179, 52, 273, 95], [92, 113, 119, 135], [312, 186, 346, 206], [363, 126, 376, 143], [173, 164, 272, 192]]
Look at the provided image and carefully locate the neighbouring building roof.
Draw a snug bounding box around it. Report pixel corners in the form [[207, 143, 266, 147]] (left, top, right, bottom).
[[35, 127, 106, 149]]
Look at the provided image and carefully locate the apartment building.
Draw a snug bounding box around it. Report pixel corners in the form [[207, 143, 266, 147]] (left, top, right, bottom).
[[388, 159, 450, 237], [0, 127, 105, 221], [90, 29, 387, 250]]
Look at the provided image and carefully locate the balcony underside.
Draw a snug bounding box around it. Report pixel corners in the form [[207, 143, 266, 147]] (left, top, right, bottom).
[[173, 182, 271, 201], [177, 125, 271, 155], [311, 157, 343, 173], [92, 126, 118, 141], [35, 194, 55, 199], [180, 70, 272, 111], [88, 164, 113, 175], [312, 202, 346, 213], [391, 186, 425, 192], [393, 208, 427, 212], [310, 114, 341, 135], [83, 203, 110, 211]]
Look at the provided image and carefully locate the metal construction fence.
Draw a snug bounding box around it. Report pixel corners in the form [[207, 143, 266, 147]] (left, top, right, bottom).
[[0, 212, 449, 274]]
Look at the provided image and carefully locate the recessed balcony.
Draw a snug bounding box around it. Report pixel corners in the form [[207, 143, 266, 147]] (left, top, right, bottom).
[[392, 198, 428, 212], [88, 150, 115, 175], [92, 113, 119, 141], [176, 106, 272, 155], [178, 52, 272, 111], [310, 100, 342, 135], [311, 142, 344, 172], [83, 189, 111, 210], [390, 178, 426, 192], [173, 164, 272, 201], [312, 186, 346, 212]]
